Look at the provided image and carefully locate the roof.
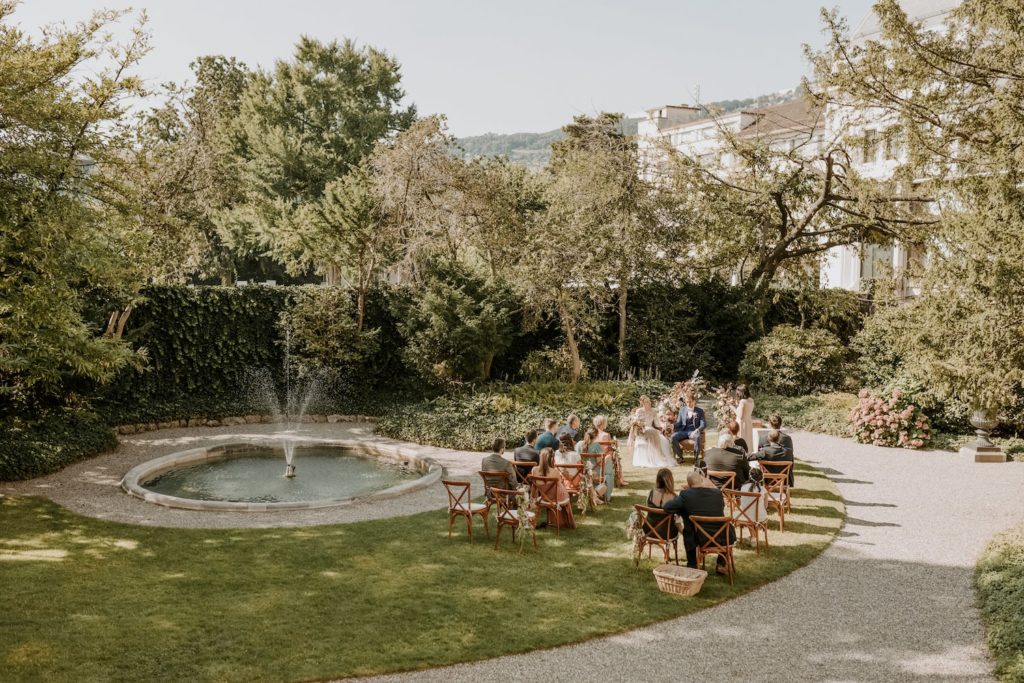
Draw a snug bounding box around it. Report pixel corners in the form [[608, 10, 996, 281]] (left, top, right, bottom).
[[735, 99, 823, 139]]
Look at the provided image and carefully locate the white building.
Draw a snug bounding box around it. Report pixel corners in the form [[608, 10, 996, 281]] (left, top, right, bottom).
[[636, 0, 961, 295]]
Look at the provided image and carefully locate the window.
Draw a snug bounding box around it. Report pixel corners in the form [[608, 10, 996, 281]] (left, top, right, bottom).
[[883, 127, 903, 160], [861, 130, 880, 163]]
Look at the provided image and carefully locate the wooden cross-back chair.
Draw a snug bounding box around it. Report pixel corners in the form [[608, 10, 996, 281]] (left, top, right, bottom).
[[762, 472, 789, 532], [529, 474, 575, 535], [690, 515, 736, 586], [512, 460, 537, 483], [707, 470, 736, 491], [726, 488, 769, 554], [633, 504, 680, 564], [760, 460, 794, 501], [492, 486, 537, 551], [678, 434, 706, 463], [442, 480, 489, 543], [554, 463, 584, 496], [479, 469, 511, 504]]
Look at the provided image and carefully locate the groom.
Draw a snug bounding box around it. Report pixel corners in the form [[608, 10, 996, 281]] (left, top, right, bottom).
[[671, 393, 706, 463]]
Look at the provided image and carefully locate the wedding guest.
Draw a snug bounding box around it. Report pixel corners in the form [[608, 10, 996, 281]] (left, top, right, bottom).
[[594, 414, 627, 487], [703, 432, 750, 488], [757, 414, 794, 457], [734, 385, 755, 451], [480, 438, 518, 496], [535, 418, 560, 451], [726, 420, 748, 454], [513, 429, 541, 482], [664, 471, 735, 572], [754, 430, 794, 486], [738, 467, 768, 524], [671, 392, 706, 463], [557, 414, 581, 442], [577, 426, 611, 501], [555, 434, 581, 465], [530, 447, 575, 529], [643, 468, 680, 539]]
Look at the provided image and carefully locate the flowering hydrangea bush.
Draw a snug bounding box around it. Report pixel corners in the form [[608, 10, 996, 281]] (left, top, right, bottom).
[[849, 388, 931, 448]]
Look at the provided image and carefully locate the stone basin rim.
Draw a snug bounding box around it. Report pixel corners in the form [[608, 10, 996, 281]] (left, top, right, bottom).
[[120, 436, 443, 512]]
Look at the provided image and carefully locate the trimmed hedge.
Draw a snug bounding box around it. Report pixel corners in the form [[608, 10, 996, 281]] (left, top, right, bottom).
[[976, 523, 1024, 682], [755, 393, 859, 438], [0, 412, 117, 481], [740, 325, 849, 396]]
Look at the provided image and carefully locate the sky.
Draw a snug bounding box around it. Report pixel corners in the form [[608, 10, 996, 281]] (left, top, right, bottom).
[[12, 0, 878, 137]]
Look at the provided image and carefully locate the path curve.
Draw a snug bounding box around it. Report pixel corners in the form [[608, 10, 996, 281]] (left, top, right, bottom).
[[350, 431, 1024, 683]]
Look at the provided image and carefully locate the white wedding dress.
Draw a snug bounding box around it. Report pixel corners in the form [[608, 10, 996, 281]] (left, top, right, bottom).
[[630, 408, 676, 468]]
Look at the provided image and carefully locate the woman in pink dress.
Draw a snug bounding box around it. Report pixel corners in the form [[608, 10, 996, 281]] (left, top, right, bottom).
[[734, 384, 755, 452]]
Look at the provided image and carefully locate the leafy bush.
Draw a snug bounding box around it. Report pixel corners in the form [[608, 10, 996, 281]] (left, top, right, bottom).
[[850, 304, 914, 389], [756, 392, 859, 437], [976, 522, 1024, 682], [765, 287, 864, 343], [848, 387, 932, 448], [0, 412, 117, 481], [279, 287, 379, 378], [395, 263, 518, 383], [375, 379, 669, 451], [740, 325, 849, 396], [519, 347, 584, 383]]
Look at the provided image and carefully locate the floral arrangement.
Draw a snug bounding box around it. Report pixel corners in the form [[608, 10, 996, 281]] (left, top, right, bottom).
[[712, 383, 737, 428], [658, 370, 710, 414], [626, 509, 645, 567], [577, 461, 597, 515], [849, 388, 931, 449], [514, 486, 532, 552]]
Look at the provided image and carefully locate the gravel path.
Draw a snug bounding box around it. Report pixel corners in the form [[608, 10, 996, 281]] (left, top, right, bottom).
[[351, 430, 1024, 683]]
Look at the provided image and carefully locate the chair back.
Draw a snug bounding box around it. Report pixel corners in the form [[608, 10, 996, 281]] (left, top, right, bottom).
[[554, 463, 584, 493], [582, 453, 607, 481], [729, 489, 766, 525], [513, 460, 536, 481], [442, 480, 472, 513], [689, 515, 733, 553], [707, 470, 736, 490], [491, 487, 523, 524], [479, 470, 511, 499], [634, 504, 675, 544], [760, 460, 792, 481], [763, 472, 788, 502], [529, 474, 562, 507]]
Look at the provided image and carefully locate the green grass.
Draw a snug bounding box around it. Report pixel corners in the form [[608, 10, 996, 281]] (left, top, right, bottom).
[[977, 522, 1024, 682], [0, 462, 842, 682]]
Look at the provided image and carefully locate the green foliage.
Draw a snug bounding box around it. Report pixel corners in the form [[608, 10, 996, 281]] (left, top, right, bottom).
[[0, 412, 116, 481], [976, 522, 1024, 682], [0, 4, 149, 410], [740, 325, 849, 396], [766, 287, 864, 343], [756, 393, 859, 438], [376, 379, 669, 451], [279, 287, 379, 377], [396, 263, 518, 383]]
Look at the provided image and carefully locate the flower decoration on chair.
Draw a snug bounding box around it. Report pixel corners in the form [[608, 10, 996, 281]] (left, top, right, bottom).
[[626, 509, 645, 567]]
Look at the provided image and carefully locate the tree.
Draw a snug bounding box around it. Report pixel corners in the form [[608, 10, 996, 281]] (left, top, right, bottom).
[[811, 0, 1024, 414], [218, 37, 415, 274], [0, 3, 149, 411], [659, 102, 935, 328]]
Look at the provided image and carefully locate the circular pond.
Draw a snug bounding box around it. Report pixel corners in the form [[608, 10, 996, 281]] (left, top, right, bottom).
[[122, 440, 442, 511]]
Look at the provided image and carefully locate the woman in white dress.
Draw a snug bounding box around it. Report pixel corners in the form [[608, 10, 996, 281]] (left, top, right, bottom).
[[734, 384, 755, 452], [630, 395, 676, 468]]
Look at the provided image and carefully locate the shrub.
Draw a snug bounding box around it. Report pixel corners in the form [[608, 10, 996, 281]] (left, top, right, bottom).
[[739, 325, 848, 396], [850, 304, 914, 389], [395, 263, 518, 383], [848, 387, 932, 448], [279, 287, 379, 378], [0, 412, 117, 481], [520, 347, 584, 383], [976, 522, 1024, 681], [757, 392, 859, 437]]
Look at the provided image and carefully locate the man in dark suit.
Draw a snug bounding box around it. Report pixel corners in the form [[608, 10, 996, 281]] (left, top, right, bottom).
[[757, 414, 794, 457], [664, 471, 735, 571], [513, 429, 540, 482], [535, 418, 560, 452], [480, 438, 518, 495], [671, 393, 706, 462], [702, 432, 750, 488], [754, 430, 795, 486]]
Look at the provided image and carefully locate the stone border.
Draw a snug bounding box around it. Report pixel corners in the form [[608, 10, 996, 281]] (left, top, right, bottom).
[[115, 414, 377, 435], [120, 436, 442, 512]]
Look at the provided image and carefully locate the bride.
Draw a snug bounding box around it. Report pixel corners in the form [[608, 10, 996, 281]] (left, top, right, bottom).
[[630, 395, 675, 468]]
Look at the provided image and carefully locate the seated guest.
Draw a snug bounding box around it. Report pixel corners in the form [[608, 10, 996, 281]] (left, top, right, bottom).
[[757, 414, 794, 457], [480, 438, 518, 497], [738, 467, 768, 524], [754, 430, 795, 486], [577, 426, 611, 501], [593, 414, 627, 487], [726, 420, 748, 454], [703, 432, 750, 488], [555, 434, 581, 465], [530, 447, 575, 529], [513, 429, 541, 482], [643, 468, 680, 539], [671, 392, 706, 462], [664, 471, 735, 573], [557, 414, 581, 442], [535, 418, 560, 452]]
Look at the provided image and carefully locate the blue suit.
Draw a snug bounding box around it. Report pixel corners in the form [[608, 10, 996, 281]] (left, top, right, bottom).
[[671, 405, 706, 461]]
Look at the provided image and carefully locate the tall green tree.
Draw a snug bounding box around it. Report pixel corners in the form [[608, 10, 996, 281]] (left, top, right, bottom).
[[218, 37, 415, 273], [0, 3, 149, 411], [811, 0, 1024, 413]]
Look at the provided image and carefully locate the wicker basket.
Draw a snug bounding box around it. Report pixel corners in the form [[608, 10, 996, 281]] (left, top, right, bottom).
[[653, 564, 707, 597]]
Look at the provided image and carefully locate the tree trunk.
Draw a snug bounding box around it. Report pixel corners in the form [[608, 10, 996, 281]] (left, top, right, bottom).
[[356, 289, 366, 333], [558, 295, 583, 384], [617, 285, 628, 374], [480, 352, 494, 380]]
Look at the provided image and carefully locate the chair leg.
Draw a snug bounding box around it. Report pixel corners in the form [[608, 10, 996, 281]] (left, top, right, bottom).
[[481, 511, 491, 539], [494, 523, 502, 550], [448, 512, 454, 539], [466, 515, 473, 543]]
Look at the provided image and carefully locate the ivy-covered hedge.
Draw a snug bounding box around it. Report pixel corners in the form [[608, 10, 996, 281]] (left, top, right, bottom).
[[376, 379, 669, 451], [976, 522, 1024, 682], [0, 412, 117, 481]]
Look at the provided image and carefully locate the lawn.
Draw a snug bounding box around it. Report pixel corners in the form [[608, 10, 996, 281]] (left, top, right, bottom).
[[976, 522, 1024, 682], [0, 462, 843, 682]]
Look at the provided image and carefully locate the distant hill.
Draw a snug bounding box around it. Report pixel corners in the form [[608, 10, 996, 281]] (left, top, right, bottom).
[[456, 87, 801, 169]]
